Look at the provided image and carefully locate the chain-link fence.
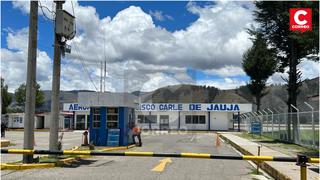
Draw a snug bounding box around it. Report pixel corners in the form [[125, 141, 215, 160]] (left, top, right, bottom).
[[238, 111, 319, 149]]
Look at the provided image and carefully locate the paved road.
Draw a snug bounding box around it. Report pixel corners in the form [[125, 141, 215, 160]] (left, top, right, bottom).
[[1, 131, 84, 163], [2, 132, 267, 180]]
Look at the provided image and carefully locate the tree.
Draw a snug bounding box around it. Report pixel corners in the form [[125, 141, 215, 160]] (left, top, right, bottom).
[[252, 1, 319, 143], [242, 33, 277, 111], [14, 83, 45, 107], [1, 78, 12, 114]]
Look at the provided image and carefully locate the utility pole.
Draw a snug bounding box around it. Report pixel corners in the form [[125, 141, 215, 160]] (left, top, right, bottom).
[[23, 1, 38, 164], [103, 60, 106, 92], [100, 61, 103, 92], [49, 0, 65, 152]]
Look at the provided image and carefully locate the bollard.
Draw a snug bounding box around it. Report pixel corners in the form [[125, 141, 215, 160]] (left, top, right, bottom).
[[257, 145, 261, 174], [296, 154, 308, 180], [82, 131, 89, 146]]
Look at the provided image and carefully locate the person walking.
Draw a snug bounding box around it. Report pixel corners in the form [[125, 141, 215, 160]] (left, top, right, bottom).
[[132, 124, 142, 147]]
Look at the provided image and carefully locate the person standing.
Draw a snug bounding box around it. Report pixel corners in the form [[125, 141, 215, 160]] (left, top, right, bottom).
[[1, 122, 6, 138], [132, 124, 142, 147]]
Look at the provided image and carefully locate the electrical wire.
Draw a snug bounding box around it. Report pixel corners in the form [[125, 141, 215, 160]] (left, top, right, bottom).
[[71, 42, 99, 91], [38, 1, 55, 21]]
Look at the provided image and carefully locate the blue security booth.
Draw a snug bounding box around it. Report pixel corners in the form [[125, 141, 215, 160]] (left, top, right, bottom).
[[89, 106, 135, 146]]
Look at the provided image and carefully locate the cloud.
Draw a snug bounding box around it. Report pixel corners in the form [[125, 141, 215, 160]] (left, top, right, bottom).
[[197, 78, 247, 90], [6, 1, 278, 92], [1, 28, 52, 92], [267, 60, 319, 84], [149, 10, 173, 21]]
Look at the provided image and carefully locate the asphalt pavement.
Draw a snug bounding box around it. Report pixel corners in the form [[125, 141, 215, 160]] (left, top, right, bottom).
[[1, 131, 268, 180]]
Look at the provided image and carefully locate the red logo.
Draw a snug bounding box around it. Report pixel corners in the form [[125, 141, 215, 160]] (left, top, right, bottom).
[[289, 8, 312, 32]]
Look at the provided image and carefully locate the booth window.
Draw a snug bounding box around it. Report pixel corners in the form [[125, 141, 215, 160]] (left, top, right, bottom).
[[92, 108, 101, 128], [185, 115, 205, 124], [106, 108, 118, 129], [138, 115, 157, 124]]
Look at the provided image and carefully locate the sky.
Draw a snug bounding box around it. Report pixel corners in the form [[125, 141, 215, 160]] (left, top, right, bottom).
[[1, 1, 319, 93]]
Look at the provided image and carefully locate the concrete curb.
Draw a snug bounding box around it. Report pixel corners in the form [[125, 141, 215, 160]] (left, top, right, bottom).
[[1, 163, 55, 170], [219, 134, 291, 180], [1, 145, 137, 171]]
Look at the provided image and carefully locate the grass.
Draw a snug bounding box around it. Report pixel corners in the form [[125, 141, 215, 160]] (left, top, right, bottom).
[[237, 132, 319, 157], [247, 167, 263, 175]]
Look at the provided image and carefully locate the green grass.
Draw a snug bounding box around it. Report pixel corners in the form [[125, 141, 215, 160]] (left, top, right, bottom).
[[262, 129, 319, 146], [247, 167, 263, 175], [237, 132, 319, 157]]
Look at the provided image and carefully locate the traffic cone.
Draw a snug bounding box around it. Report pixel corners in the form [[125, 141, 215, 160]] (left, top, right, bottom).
[[215, 133, 221, 147]]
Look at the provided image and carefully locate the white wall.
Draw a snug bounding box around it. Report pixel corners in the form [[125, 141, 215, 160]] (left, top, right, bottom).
[[210, 112, 229, 130], [136, 110, 234, 131]]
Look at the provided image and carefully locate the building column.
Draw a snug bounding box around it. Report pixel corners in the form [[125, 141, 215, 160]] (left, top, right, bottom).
[[208, 111, 211, 131], [178, 111, 181, 130]]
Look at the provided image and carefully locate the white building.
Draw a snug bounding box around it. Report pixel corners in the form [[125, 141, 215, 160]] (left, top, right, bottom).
[[75, 92, 252, 131]]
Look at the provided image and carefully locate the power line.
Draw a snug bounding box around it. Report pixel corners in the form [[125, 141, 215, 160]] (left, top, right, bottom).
[[38, 1, 55, 21], [71, 42, 99, 91]]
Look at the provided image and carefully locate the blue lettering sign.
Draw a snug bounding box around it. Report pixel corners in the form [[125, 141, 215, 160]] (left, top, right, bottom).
[[189, 104, 201, 111], [234, 104, 240, 111]]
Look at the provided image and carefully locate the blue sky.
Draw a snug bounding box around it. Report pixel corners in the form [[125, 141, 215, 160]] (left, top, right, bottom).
[[1, 1, 318, 92]]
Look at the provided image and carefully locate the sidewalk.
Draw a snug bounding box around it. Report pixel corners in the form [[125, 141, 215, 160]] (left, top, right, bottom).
[[219, 132, 319, 180]]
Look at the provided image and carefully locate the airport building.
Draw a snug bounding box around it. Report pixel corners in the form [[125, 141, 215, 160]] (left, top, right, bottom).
[[4, 91, 252, 131]]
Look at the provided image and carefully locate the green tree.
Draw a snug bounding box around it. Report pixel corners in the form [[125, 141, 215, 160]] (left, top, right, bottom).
[[253, 1, 319, 142], [14, 83, 45, 107], [1, 78, 12, 114], [242, 33, 277, 111]]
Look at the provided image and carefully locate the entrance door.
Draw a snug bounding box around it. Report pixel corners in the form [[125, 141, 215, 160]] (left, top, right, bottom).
[[76, 115, 85, 130], [159, 115, 169, 130]]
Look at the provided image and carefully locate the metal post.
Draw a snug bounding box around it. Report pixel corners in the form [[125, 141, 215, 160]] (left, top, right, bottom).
[[273, 108, 282, 139], [267, 108, 274, 138], [262, 110, 268, 134], [291, 104, 300, 144], [304, 102, 315, 148], [23, 1, 38, 163], [237, 111, 240, 132], [296, 154, 308, 180], [49, 0, 65, 152], [257, 145, 261, 174]]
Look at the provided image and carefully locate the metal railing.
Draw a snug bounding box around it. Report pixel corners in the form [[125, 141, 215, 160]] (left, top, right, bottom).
[[238, 108, 319, 149]]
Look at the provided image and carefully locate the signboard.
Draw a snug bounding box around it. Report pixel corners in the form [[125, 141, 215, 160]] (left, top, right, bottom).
[[250, 122, 262, 134], [139, 103, 252, 112], [63, 103, 90, 112]]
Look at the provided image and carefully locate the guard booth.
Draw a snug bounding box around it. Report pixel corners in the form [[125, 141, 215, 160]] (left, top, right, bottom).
[[89, 106, 135, 146]]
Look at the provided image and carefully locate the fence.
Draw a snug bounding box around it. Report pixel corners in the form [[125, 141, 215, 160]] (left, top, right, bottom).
[[238, 110, 319, 149]]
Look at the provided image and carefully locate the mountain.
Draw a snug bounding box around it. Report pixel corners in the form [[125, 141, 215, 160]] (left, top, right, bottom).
[[7, 77, 319, 113]]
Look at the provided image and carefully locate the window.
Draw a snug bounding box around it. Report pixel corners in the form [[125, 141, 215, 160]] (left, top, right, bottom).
[[92, 108, 101, 128], [76, 115, 85, 130], [199, 116, 205, 124], [186, 116, 192, 124], [86, 115, 90, 129], [137, 115, 157, 124], [185, 115, 205, 124], [106, 108, 118, 129]]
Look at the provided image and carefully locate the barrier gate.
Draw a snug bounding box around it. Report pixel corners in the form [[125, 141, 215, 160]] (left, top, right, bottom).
[[1, 149, 319, 180]]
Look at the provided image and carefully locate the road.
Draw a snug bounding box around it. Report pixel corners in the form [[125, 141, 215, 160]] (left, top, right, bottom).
[[1, 131, 268, 180]]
